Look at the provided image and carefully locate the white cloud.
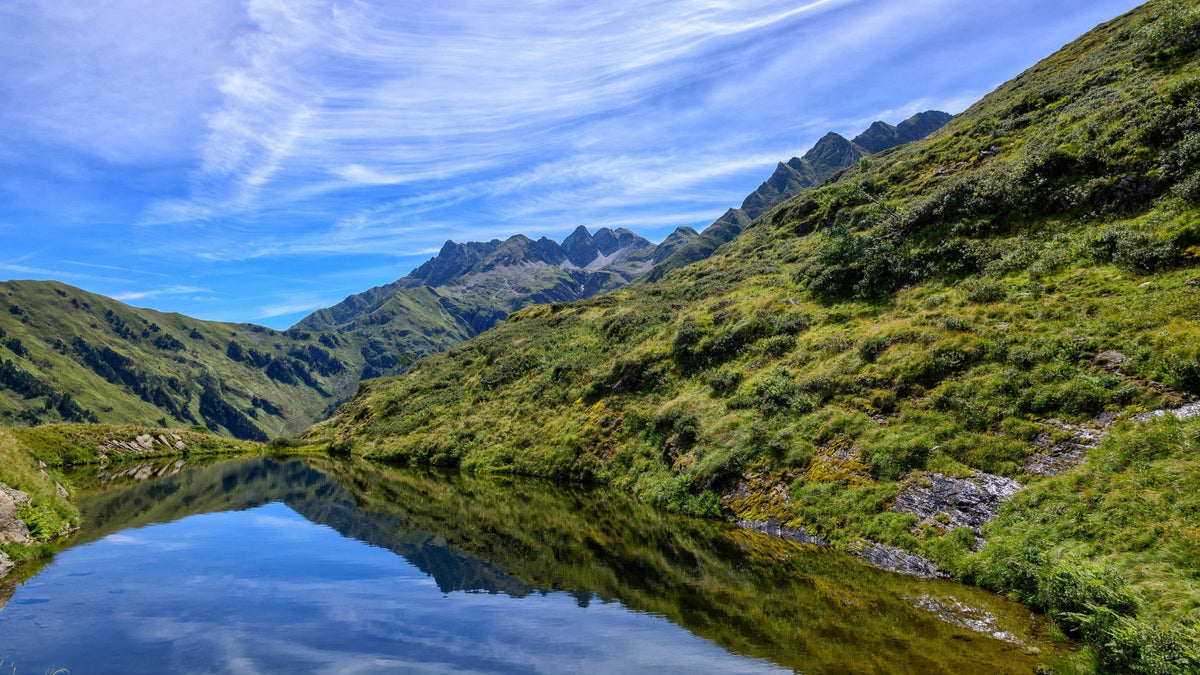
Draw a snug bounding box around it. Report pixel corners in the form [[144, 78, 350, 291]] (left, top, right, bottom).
[[110, 286, 212, 302]]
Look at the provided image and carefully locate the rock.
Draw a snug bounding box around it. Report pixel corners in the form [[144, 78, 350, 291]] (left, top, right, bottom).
[[55, 483, 68, 499], [1134, 401, 1200, 422], [909, 595, 1019, 644], [854, 542, 946, 578], [892, 471, 1022, 537], [736, 518, 829, 547], [1025, 415, 1113, 476], [0, 549, 12, 578], [0, 483, 34, 546], [1094, 350, 1132, 369]]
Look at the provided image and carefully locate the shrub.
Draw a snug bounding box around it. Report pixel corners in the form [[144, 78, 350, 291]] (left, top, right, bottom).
[[1090, 225, 1177, 273], [703, 368, 743, 396], [858, 335, 894, 363], [962, 279, 1006, 303]]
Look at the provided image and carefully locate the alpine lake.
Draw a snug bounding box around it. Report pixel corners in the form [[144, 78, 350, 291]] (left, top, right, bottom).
[[0, 454, 1067, 673]]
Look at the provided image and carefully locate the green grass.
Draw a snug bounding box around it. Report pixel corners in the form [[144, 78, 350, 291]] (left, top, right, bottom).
[[306, 3, 1200, 670]]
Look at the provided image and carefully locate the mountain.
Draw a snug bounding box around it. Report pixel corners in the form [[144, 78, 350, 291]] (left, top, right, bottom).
[[294, 225, 696, 372], [644, 111, 952, 282], [0, 280, 372, 440], [849, 111, 954, 154], [309, 2, 1200, 669]]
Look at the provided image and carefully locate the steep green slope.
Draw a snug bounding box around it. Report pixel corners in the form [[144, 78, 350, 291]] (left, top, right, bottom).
[[644, 111, 952, 282], [310, 2, 1200, 670], [0, 280, 375, 439]]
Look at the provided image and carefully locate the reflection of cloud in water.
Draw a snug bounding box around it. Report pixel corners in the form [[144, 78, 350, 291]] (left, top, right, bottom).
[[1, 503, 782, 674], [102, 532, 195, 552]]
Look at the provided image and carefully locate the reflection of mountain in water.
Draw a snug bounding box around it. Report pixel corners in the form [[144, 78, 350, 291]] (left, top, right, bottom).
[[68, 456, 1057, 673], [73, 457, 533, 597]]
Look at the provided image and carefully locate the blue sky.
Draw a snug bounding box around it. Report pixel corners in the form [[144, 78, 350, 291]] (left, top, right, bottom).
[[0, 0, 1143, 328]]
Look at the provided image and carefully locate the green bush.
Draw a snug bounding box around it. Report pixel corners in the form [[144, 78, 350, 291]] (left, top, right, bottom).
[[1090, 225, 1177, 273], [1095, 615, 1200, 674], [702, 368, 743, 396], [962, 279, 1006, 303]]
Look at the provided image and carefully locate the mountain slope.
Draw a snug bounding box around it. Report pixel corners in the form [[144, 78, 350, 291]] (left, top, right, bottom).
[[0, 280, 373, 439], [295, 226, 695, 372], [645, 111, 952, 282], [310, 2, 1200, 669]]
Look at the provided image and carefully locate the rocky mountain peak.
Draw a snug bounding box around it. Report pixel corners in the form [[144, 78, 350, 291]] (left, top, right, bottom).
[[560, 225, 597, 267]]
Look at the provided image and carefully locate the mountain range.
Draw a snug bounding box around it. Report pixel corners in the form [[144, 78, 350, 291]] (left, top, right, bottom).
[[0, 113, 947, 439], [293, 224, 696, 368]]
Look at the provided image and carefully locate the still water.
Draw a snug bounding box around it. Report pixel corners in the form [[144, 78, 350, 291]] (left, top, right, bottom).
[[0, 456, 1059, 673]]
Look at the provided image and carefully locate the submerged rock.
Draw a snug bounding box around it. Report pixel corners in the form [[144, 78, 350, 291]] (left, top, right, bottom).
[[736, 518, 829, 547], [908, 594, 1020, 644]]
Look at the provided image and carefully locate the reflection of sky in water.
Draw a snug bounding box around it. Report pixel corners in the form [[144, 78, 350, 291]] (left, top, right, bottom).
[[0, 503, 784, 674]]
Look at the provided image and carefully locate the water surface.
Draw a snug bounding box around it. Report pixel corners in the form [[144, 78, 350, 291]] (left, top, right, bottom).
[[0, 456, 1059, 673]]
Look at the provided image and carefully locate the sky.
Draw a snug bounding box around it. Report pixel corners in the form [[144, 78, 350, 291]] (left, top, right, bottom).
[[0, 0, 1145, 329]]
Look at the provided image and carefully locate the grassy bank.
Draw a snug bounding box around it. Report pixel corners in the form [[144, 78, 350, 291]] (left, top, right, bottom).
[[0, 423, 265, 572]]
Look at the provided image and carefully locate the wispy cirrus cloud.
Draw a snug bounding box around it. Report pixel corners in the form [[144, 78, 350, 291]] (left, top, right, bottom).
[[0, 0, 1146, 327], [110, 286, 212, 302]]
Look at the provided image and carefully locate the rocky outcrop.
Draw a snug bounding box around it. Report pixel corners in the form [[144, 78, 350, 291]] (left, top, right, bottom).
[[891, 471, 1023, 537], [854, 542, 946, 578], [1133, 401, 1200, 422], [1025, 414, 1116, 476], [0, 482, 34, 546], [0, 550, 12, 578], [96, 433, 186, 460]]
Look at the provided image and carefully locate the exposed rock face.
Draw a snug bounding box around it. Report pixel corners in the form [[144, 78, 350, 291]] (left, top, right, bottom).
[[0, 549, 12, 578], [0, 482, 34, 546], [1134, 401, 1200, 422], [1025, 415, 1115, 476], [854, 542, 946, 578], [891, 471, 1023, 537], [96, 433, 187, 458], [736, 518, 829, 547]]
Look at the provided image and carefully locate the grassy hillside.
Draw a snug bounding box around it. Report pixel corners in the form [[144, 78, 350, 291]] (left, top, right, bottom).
[[0, 280, 382, 438], [309, 2, 1200, 670]]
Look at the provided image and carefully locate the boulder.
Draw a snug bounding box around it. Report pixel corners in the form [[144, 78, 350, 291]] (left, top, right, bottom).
[[0, 483, 34, 546]]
